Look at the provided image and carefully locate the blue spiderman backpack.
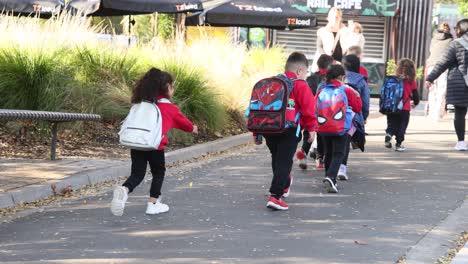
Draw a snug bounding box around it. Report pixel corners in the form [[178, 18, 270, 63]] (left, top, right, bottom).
[[316, 85, 353, 136], [379, 76, 404, 115]]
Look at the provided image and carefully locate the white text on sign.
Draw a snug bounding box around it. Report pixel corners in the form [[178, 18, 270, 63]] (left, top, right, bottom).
[[307, 0, 363, 10]]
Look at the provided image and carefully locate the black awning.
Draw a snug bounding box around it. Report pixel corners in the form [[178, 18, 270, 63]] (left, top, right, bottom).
[[186, 0, 317, 29], [68, 0, 203, 16], [0, 0, 63, 17]]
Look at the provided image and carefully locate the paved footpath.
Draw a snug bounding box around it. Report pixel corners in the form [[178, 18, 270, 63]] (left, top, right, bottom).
[[1, 114, 467, 264]]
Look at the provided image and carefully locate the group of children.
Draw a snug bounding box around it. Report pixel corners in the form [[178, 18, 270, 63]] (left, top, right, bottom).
[[252, 49, 420, 210], [109, 47, 420, 216]]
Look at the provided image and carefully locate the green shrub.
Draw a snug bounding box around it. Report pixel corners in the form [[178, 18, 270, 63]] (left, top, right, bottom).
[[244, 46, 286, 75], [66, 47, 140, 119], [159, 60, 228, 132], [71, 47, 139, 85], [0, 13, 280, 140], [0, 47, 72, 111], [386, 59, 397, 76], [157, 14, 175, 40]]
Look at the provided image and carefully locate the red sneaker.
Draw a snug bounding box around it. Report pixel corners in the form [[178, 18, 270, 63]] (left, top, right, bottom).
[[282, 174, 293, 198], [266, 196, 289, 210], [296, 150, 307, 170], [316, 158, 325, 169]]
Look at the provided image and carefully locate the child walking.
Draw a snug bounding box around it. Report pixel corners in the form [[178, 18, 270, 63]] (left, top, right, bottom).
[[385, 59, 420, 152], [111, 68, 198, 216], [297, 54, 334, 170], [338, 54, 370, 181], [316, 65, 362, 193], [250, 52, 317, 211]]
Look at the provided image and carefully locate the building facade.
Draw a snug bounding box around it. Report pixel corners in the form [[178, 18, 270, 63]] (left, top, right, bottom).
[[273, 0, 434, 96]]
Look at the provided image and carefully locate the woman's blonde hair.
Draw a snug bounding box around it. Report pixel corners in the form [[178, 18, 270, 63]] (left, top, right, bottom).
[[397, 58, 416, 82], [328, 7, 343, 19]]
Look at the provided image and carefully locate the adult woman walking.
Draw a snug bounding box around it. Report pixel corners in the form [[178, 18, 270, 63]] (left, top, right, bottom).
[[426, 19, 468, 151], [312, 7, 346, 72], [425, 22, 453, 122]]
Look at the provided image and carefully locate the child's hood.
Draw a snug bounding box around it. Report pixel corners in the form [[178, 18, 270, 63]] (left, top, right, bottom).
[[346, 71, 365, 85]]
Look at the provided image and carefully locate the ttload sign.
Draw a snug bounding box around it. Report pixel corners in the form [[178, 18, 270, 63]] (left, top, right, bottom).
[[287, 18, 312, 26], [307, 0, 363, 10], [176, 3, 200, 11], [233, 5, 283, 12]]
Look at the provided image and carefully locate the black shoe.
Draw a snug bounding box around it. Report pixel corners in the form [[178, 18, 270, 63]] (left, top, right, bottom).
[[323, 177, 338, 193], [385, 134, 392, 149]]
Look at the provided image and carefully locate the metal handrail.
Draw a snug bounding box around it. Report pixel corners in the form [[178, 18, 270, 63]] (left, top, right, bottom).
[[0, 109, 102, 160]]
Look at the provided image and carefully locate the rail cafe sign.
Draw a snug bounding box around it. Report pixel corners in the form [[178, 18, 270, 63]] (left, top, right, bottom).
[[306, 0, 397, 16]]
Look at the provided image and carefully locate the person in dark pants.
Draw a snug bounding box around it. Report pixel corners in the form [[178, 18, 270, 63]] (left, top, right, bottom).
[[297, 54, 334, 170], [126, 150, 166, 200], [385, 59, 420, 151], [111, 68, 198, 217], [265, 128, 301, 199], [338, 54, 370, 180], [426, 19, 468, 151], [257, 52, 317, 211], [316, 65, 362, 193], [322, 134, 349, 190]]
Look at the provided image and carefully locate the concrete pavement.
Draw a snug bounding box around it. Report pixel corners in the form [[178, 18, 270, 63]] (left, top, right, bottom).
[[0, 133, 251, 209], [0, 112, 467, 264]]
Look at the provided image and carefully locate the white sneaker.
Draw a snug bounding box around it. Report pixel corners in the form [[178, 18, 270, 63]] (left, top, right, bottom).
[[145, 197, 169, 215], [395, 145, 406, 152], [110, 186, 128, 216], [338, 165, 348, 181], [455, 141, 468, 151]]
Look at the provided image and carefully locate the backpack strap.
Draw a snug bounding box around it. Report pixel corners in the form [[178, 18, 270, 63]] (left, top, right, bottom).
[[276, 74, 298, 95], [158, 98, 171, 104], [338, 85, 348, 93], [277, 74, 303, 137], [295, 112, 301, 137]]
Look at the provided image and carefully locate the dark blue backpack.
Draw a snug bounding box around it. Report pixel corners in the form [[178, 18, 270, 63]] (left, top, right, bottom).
[[379, 76, 404, 115]]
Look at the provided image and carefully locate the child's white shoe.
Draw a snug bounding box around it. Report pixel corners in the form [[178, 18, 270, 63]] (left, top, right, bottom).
[[111, 186, 128, 216], [455, 141, 467, 151], [395, 144, 406, 152], [338, 165, 348, 181], [146, 198, 169, 215]]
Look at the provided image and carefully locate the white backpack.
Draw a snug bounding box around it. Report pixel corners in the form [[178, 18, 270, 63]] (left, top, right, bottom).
[[119, 99, 169, 150]]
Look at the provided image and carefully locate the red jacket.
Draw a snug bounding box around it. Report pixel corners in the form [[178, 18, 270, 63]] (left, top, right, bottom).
[[325, 80, 363, 113], [156, 97, 194, 150], [359, 66, 368, 81], [285, 72, 317, 132], [401, 79, 419, 111]]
